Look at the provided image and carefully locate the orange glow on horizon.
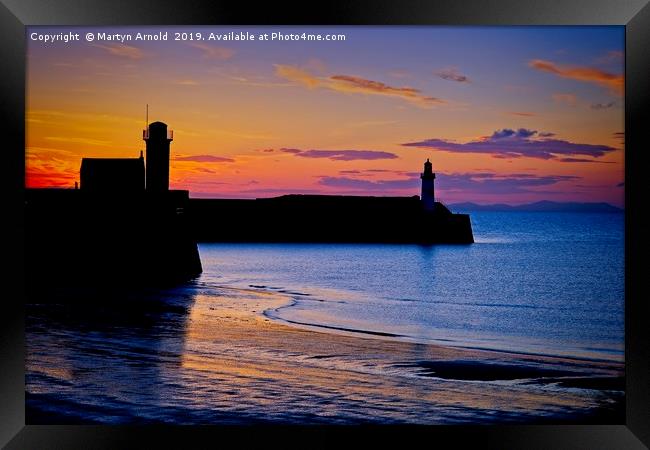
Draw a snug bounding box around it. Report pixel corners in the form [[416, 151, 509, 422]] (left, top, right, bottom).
[[26, 26, 625, 206]]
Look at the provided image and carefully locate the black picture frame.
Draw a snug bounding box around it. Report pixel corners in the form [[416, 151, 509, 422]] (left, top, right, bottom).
[[2, 1, 648, 448]]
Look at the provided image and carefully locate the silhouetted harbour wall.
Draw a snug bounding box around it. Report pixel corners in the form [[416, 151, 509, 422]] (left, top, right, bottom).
[[25, 190, 473, 288], [188, 195, 474, 244], [25, 188, 202, 288]]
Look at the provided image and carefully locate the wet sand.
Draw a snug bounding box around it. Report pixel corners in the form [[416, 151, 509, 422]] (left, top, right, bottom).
[[26, 285, 625, 424]]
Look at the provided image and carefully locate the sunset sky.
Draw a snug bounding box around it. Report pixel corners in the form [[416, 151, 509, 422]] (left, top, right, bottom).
[[26, 26, 624, 206]]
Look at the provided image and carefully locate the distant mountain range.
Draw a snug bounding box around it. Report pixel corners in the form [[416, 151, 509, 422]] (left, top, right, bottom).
[[447, 200, 623, 213]]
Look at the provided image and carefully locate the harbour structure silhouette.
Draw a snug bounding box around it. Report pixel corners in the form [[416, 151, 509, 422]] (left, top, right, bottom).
[[421, 158, 436, 212], [187, 158, 473, 244], [144, 121, 173, 192], [78, 120, 171, 193], [25, 120, 473, 287], [25, 121, 202, 287], [80, 151, 145, 192]]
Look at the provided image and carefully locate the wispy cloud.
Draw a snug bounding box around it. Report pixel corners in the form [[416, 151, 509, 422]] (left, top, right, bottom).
[[278, 148, 302, 154], [318, 176, 417, 190], [506, 111, 537, 117], [438, 172, 580, 194], [338, 168, 413, 177], [434, 67, 470, 83], [94, 44, 144, 60], [174, 155, 234, 163], [26, 147, 80, 188], [528, 59, 623, 95], [175, 79, 200, 86], [595, 50, 624, 65], [44, 136, 112, 146], [280, 148, 398, 161], [317, 171, 579, 195], [590, 101, 616, 110], [250, 188, 327, 196], [275, 64, 445, 108], [189, 43, 235, 59], [613, 131, 625, 144], [402, 127, 616, 160], [557, 158, 614, 164], [28, 109, 143, 127], [275, 65, 321, 88], [330, 75, 445, 106], [193, 167, 217, 173]]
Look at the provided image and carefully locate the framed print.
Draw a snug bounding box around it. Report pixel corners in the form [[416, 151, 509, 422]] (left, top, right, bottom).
[[2, 0, 648, 448]]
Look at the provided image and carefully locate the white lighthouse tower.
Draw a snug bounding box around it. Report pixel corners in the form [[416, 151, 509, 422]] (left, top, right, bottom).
[[420, 159, 436, 212]]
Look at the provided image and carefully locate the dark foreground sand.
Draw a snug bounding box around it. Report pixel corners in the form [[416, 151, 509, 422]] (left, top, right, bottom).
[[26, 286, 624, 424]]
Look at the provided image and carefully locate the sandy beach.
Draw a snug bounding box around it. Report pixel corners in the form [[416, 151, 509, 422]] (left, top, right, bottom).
[[27, 284, 624, 424], [181, 286, 624, 423]]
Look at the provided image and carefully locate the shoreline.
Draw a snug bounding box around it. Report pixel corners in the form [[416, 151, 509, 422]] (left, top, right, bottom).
[[239, 285, 625, 382], [263, 309, 624, 365], [236, 282, 623, 365], [27, 284, 625, 424]]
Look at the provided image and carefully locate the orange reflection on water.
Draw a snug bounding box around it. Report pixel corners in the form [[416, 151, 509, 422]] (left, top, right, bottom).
[[172, 286, 621, 422]]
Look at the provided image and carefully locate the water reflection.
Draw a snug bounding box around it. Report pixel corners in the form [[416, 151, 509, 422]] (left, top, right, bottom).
[[26, 284, 198, 423], [26, 280, 623, 424]]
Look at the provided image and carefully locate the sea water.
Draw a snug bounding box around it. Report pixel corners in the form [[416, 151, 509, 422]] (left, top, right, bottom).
[[26, 211, 625, 424], [198, 211, 624, 362]]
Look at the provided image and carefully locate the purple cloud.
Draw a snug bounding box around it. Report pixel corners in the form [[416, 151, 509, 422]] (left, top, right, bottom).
[[194, 167, 217, 173], [435, 67, 470, 83], [491, 128, 537, 139], [240, 188, 324, 196], [591, 102, 616, 110], [317, 171, 579, 195], [319, 176, 417, 190], [557, 158, 614, 164], [175, 155, 234, 163], [401, 128, 616, 160], [281, 148, 398, 161], [279, 148, 303, 154], [338, 168, 414, 177], [439, 172, 580, 194]]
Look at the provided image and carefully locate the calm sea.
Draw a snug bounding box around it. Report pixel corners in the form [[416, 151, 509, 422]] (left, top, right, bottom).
[[199, 211, 624, 361], [26, 211, 624, 424]]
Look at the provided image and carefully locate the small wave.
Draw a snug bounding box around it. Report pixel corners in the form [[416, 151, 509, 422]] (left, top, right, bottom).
[[277, 290, 311, 297], [473, 237, 516, 244], [263, 312, 404, 338]]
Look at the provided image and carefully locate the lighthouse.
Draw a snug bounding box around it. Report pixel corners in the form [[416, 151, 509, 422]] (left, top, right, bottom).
[[144, 121, 173, 192], [420, 158, 436, 212]]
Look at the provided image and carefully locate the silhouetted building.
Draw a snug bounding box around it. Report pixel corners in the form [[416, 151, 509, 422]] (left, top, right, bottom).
[[27, 121, 203, 286], [80, 152, 145, 192], [144, 121, 173, 192], [79, 121, 174, 193], [420, 158, 436, 211], [27, 124, 472, 291]]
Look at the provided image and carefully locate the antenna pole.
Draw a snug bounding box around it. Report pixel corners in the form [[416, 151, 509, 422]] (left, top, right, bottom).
[[146, 103, 148, 130]]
